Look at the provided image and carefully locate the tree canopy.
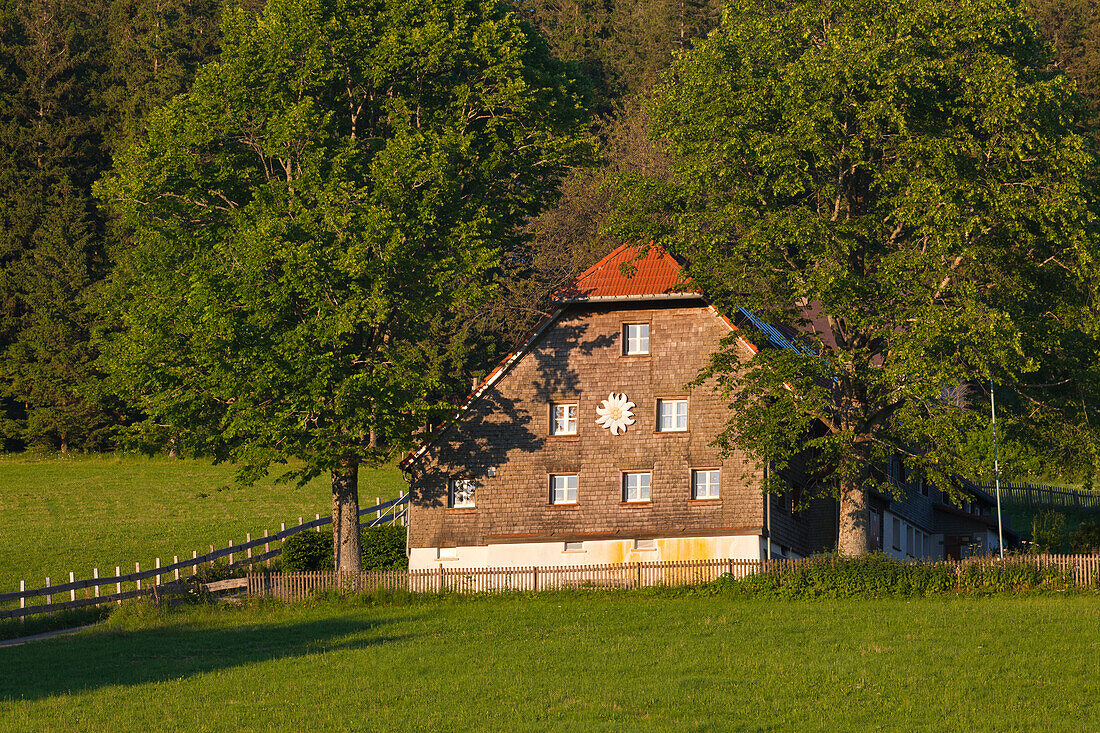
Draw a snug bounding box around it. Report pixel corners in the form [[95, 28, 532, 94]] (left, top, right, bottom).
[[97, 0, 593, 570], [614, 0, 1100, 554]]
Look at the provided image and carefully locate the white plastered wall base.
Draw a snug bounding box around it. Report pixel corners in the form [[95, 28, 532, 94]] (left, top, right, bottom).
[[409, 534, 763, 570]]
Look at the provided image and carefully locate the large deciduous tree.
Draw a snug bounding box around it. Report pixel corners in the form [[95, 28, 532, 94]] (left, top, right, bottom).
[[98, 0, 593, 571], [614, 0, 1100, 555]]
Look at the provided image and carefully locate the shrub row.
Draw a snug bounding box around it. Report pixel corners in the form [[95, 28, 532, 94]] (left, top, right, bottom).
[[708, 553, 1087, 598], [281, 525, 407, 572]]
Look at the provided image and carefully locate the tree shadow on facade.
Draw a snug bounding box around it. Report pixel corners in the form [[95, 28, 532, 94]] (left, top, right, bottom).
[[0, 610, 422, 700], [410, 315, 612, 509], [529, 316, 615, 401]]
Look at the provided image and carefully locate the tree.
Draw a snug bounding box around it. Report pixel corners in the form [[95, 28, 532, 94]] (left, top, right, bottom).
[[0, 0, 118, 451], [97, 0, 592, 571], [613, 0, 1100, 555]]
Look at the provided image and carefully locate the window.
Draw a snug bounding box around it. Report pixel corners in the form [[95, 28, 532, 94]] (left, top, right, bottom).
[[692, 469, 720, 499], [634, 539, 656, 550], [657, 399, 688, 431], [438, 547, 458, 560], [892, 517, 901, 551], [906, 525, 915, 556], [623, 323, 649, 355], [449, 479, 475, 508], [550, 474, 578, 504], [623, 472, 651, 502], [869, 508, 883, 552], [920, 478, 929, 497], [563, 541, 584, 552], [551, 403, 577, 435]]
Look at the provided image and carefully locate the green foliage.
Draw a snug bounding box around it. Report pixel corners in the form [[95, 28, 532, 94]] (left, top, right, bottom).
[[1069, 520, 1100, 553], [710, 554, 1074, 598], [97, 0, 593, 517], [360, 525, 407, 571], [281, 525, 408, 571], [614, 0, 1100, 548], [281, 531, 333, 572], [1031, 510, 1069, 553]]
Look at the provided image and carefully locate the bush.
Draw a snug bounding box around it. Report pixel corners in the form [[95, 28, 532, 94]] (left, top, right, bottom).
[[281, 526, 408, 571], [281, 531, 332, 571], [361, 525, 408, 570], [1070, 521, 1100, 554], [1031, 510, 1067, 554]]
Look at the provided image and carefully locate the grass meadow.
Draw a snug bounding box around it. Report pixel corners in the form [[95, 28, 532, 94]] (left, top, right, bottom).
[[0, 453, 406, 598], [1, 592, 1098, 731]]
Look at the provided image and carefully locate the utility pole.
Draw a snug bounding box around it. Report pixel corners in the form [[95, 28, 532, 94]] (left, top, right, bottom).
[[991, 381, 1004, 559]]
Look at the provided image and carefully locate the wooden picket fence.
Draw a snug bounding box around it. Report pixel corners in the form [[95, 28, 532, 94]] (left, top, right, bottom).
[[1, 493, 409, 621], [976, 481, 1100, 510], [247, 554, 1100, 602]]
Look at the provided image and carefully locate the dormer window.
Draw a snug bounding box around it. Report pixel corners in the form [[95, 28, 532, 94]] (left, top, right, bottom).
[[623, 323, 649, 355]]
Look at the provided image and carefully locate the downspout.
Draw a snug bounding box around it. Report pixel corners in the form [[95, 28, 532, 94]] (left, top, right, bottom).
[[765, 462, 772, 560], [400, 464, 413, 561]]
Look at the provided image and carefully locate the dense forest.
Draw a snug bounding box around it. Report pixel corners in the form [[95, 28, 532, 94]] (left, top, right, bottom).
[[0, 0, 1097, 467]]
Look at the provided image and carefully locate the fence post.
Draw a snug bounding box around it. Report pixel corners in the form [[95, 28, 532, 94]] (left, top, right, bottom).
[[135, 562, 141, 591], [533, 566, 538, 593], [437, 564, 444, 593], [247, 533, 252, 560], [116, 566, 122, 599], [93, 567, 100, 598], [264, 529, 270, 567], [155, 557, 161, 585], [45, 576, 51, 605], [209, 545, 214, 569], [192, 550, 198, 576], [69, 571, 76, 601], [20, 579, 24, 613], [315, 514, 321, 531]]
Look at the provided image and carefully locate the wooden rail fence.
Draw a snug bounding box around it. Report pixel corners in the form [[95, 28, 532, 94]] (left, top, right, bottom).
[[976, 482, 1100, 510], [248, 554, 1100, 602], [2, 493, 409, 621]]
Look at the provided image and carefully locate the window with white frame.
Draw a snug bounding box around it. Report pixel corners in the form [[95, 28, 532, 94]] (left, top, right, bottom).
[[692, 469, 720, 499], [623, 472, 651, 502], [906, 525, 915, 556], [892, 517, 901, 551], [550, 474, 578, 504], [623, 323, 649, 355], [563, 541, 584, 552], [551, 403, 578, 435], [634, 539, 656, 550], [657, 399, 687, 431], [449, 479, 476, 508]]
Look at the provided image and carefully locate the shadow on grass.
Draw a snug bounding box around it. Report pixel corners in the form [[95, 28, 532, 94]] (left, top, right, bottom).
[[0, 605, 421, 700]]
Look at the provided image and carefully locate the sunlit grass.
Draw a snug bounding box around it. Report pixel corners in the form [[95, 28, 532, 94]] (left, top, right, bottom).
[[0, 453, 405, 598], [1, 592, 1098, 730]]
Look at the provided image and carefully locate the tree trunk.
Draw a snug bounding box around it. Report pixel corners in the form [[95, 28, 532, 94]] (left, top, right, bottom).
[[838, 477, 869, 556], [332, 463, 362, 573]]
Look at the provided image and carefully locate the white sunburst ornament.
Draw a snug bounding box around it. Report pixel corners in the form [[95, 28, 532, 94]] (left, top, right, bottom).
[[595, 393, 636, 435]]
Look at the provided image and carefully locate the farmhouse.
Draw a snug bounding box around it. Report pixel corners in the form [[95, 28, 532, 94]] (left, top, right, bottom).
[[401, 244, 1007, 569]]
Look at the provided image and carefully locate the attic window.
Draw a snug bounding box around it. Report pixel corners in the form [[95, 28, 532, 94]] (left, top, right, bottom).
[[623, 323, 649, 355]]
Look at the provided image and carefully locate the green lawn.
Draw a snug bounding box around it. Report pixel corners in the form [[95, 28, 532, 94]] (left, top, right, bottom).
[[0, 453, 406, 599], [1, 592, 1098, 730]]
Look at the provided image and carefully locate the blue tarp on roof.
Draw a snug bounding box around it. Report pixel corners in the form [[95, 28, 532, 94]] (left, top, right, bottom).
[[737, 307, 816, 356]]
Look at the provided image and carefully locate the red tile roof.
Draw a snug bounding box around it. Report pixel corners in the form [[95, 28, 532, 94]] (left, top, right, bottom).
[[553, 243, 697, 301]]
